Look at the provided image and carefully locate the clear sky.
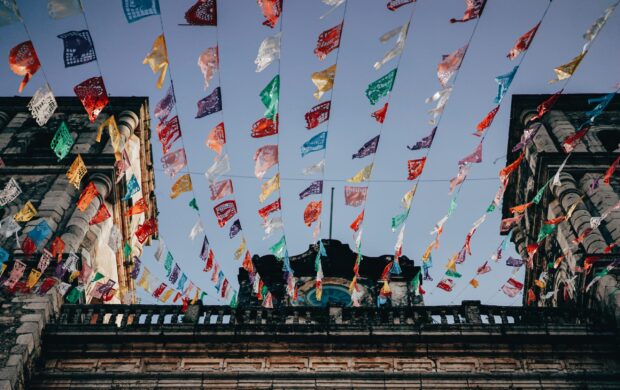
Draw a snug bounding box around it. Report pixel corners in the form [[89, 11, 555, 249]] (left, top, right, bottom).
[[1, 0, 618, 306]]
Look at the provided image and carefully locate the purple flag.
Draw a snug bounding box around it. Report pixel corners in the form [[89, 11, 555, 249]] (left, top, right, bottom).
[[352, 135, 380, 159], [195, 87, 222, 118], [130, 256, 141, 279], [299, 180, 323, 200], [229, 219, 242, 239], [155, 85, 175, 123], [200, 236, 210, 261], [407, 127, 436, 150], [458, 141, 482, 166], [169, 263, 181, 284], [512, 123, 541, 152], [505, 256, 524, 267]]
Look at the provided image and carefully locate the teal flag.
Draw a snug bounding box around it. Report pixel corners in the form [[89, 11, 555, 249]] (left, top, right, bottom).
[[532, 179, 551, 204], [365, 68, 397, 105], [270, 236, 286, 259], [445, 269, 462, 278], [189, 198, 199, 210], [494, 66, 518, 104], [164, 251, 173, 277], [122, 175, 140, 201], [65, 286, 83, 303], [260, 75, 280, 120], [50, 122, 74, 161], [447, 196, 458, 216], [301, 132, 327, 157], [391, 209, 409, 231], [537, 224, 556, 242]]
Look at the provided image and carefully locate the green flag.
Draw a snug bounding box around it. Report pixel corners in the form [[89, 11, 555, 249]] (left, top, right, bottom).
[[365, 68, 397, 105], [50, 121, 74, 161], [532, 179, 551, 205], [391, 209, 410, 231], [91, 272, 104, 283], [65, 286, 83, 303], [270, 236, 286, 260], [260, 75, 280, 120], [123, 242, 132, 259], [189, 198, 199, 211], [445, 269, 462, 278], [448, 196, 458, 216], [537, 223, 556, 242], [229, 291, 238, 308], [164, 251, 174, 277]]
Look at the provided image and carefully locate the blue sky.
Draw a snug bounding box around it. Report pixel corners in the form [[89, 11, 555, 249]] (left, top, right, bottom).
[[1, 0, 619, 306]]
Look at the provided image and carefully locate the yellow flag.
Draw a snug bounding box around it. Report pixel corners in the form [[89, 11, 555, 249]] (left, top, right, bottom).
[[14, 201, 37, 222], [137, 267, 152, 291], [421, 242, 433, 261], [160, 288, 174, 303], [67, 154, 87, 189], [143, 34, 169, 89], [445, 253, 458, 272], [96, 115, 122, 161], [534, 279, 546, 289], [549, 51, 586, 83], [26, 269, 42, 289], [234, 238, 247, 260], [170, 174, 192, 199], [259, 173, 280, 203], [0, 264, 6, 278], [347, 163, 373, 183], [469, 278, 479, 288], [311, 64, 337, 100], [401, 185, 417, 209], [191, 288, 201, 304], [68, 270, 80, 283]]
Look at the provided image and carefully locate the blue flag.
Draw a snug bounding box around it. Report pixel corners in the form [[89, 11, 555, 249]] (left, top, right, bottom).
[[301, 131, 327, 157], [122, 175, 140, 201], [28, 220, 52, 247], [0, 247, 8, 264], [196, 87, 222, 118], [122, 0, 160, 23], [177, 272, 188, 291], [319, 241, 327, 257], [494, 66, 518, 104], [299, 180, 323, 199], [352, 135, 380, 159], [586, 92, 616, 122], [58, 30, 96, 67], [229, 219, 242, 239]]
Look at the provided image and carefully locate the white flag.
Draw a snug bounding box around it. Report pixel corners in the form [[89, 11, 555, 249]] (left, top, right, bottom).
[[263, 217, 283, 239], [189, 219, 204, 240], [302, 159, 325, 175], [255, 32, 281, 73], [582, 1, 619, 53], [320, 0, 345, 19], [374, 22, 409, 70], [426, 86, 452, 125], [47, 0, 82, 19], [204, 153, 230, 183]]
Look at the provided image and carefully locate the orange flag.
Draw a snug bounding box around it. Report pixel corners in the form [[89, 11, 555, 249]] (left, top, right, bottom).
[[77, 181, 98, 211], [125, 198, 148, 217], [509, 202, 533, 214], [303, 201, 322, 227]]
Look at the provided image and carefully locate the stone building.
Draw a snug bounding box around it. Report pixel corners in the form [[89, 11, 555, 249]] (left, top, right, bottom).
[[503, 93, 620, 321], [0, 96, 158, 303], [239, 239, 423, 307]]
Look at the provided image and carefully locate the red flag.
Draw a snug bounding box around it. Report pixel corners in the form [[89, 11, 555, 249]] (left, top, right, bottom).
[[507, 22, 540, 60], [407, 157, 426, 180], [500, 214, 524, 233], [450, 0, 486, 23], [89, 203, 111, 225], [544, 216, 566, 225], [21, 236, 37, 256], [125, 198, 148, 217], [314, 22, 343, 60], [213, 200, 237, 227], [135, 217, 158, 244], [206, 122, 226, 154], [474, 105, 499, 136], [152, 283, 167, 298], [203, 249, 214, 272], [257, 0, 282, 28], [252, 116, 279, 138], [437, 278, 454, 292], [344, 186, 367, 207], [350, 210, 365, 232], [74, 76, 109, 122], [506, 277, 523, 290], [50, 237, 65, 262], [603, 155, 620, 185], [562, 123, 591, 153], [221, 279, 229, 298], [305, 102, 331, 130], [387, 0, 416, 11], [499, 152, 524, 180], [77, 181, 99, 212], [572, 228, 593, 245], [476, 261, 491, 275], [242, 251, 254, 273], [371, 103, 388, 124], [209, 179, 233, 201], [156, 116, 181, 154], [185, 0, 217, 25], [9, 41, 40, 93], [529, 89, 563, 123], [526, 288, 536, 305], [303, 201, 322, 227], [258, 198, 281, 220]]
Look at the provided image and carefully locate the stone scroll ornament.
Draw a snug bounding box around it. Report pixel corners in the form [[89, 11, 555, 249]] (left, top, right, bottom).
[[73, 76, 109, 122], [185, 0, 217, 25], [0, 178, 22, 207], [8, 40, 40, 92], [257, 0, 281, 28], [58, 30, 97, 67], [122, 0, 160, 23], [28, 84, 57, 126]]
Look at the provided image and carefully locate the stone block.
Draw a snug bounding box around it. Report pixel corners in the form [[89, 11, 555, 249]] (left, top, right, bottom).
[[22, 303, 51, 320], [0, 379, 11, 390], [5, 354, 21, 367], [19, 314, 43, 332], [15, 334, 34, 354], [0, 366, 19, 386]]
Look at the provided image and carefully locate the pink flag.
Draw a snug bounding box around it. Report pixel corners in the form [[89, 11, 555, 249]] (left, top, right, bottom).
[[253, 144, 279, 179], [160, 148, 187, 178], [206, 122, 226, 155], [344, 186, 368, 207], [198, 46, 218, 90], [449, 165, 470, 194], [476, 261, 491, 275], [450, 0, 486, 23], [458, 141, 482, 166], [501, 277, 523, 297], [507, 23, 540, 60], [209, 179, 233, 201], [437, 45, 467, 87]]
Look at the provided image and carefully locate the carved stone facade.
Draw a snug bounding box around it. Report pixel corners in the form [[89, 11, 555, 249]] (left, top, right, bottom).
[[239, 239, 423, 307], [503, 93, 620, 321], [0, 96, 158, 303]]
